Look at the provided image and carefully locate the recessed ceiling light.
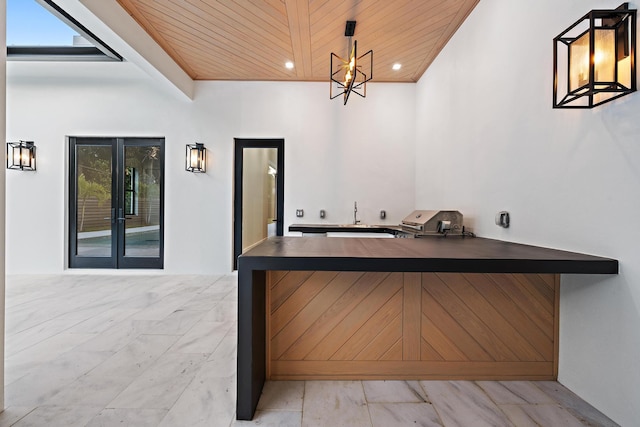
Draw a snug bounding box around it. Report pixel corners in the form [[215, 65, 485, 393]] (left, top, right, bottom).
[[392, 63, 402, 71], [285, 61, 294, 69]]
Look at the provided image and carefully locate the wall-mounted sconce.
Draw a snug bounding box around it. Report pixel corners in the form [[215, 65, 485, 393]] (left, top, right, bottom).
[[6, 140, 36, 171], [185, 142, 206, 173], [553, 3, 636, 108]]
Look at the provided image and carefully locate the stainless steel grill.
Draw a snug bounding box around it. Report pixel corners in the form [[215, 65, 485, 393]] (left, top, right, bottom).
[[400, 210, 463, 237]]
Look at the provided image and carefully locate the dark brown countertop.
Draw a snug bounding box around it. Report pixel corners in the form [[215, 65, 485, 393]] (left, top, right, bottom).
[[239, 236, 618, 274], [288, 223, 402, 234]]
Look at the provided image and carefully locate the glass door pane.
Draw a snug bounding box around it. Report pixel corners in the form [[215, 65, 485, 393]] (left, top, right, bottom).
[[70, 137, 163, 269], [75, 144, 114, 258], [122, 144, 162, 259]]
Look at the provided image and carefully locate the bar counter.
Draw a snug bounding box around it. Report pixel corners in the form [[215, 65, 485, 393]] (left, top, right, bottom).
[[236, 236, 617, 420]]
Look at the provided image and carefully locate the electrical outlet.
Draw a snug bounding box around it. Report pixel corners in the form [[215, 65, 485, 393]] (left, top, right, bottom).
[[296, 209, 304, 218], [495, 211, 510, 228], [320, 209, 326, 218]]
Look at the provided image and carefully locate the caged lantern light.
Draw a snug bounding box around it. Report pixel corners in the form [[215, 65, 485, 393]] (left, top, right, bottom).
[[186, 142, 206, 173], [6, 140, 36, 171], [330, 21, 373, 105], [553, 3, 636, 108]]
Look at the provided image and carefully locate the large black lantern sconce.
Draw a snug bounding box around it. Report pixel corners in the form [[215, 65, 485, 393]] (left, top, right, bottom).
[[6, 140, 36, 171], [186, 142, 206, 173], [554, 3, 636, 108]]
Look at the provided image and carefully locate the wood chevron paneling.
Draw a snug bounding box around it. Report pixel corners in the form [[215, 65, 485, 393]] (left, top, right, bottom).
[[116, 0, 480, 82], [267, 271, 559, 381], [421, 273, 552, 362]]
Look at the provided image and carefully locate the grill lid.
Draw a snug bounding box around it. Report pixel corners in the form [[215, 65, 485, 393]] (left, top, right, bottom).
[[401, 210, 463, 234]]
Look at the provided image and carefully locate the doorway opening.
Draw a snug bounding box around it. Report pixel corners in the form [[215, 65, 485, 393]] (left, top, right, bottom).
[[68, 137, 164, 269], [233, 138, 284, 270]]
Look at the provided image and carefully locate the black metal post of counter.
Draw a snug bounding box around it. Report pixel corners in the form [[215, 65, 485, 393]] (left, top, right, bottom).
[[235, 236, 618, 420]]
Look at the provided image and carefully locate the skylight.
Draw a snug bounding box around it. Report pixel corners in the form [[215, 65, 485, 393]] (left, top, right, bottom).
[[6, 0, 122, 61], [7, 0, 79, 46]]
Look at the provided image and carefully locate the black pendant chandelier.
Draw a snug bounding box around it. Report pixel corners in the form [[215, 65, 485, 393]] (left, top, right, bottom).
[[330, 21, 373, 105], [553, 3, 636, 108]]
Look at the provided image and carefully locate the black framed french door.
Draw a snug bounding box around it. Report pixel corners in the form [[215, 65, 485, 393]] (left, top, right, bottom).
[[69, 137, 164, 269]]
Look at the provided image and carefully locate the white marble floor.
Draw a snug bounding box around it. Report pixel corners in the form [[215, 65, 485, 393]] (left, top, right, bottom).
[[0, 274, 618, 427]]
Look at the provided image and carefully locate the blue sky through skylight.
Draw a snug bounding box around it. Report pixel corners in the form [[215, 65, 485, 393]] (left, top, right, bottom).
[[7, 0, 79, 46]]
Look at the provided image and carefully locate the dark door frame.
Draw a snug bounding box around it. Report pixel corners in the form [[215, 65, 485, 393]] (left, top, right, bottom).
[[68, 137, 165, 269], [233, 138, 285, 270]]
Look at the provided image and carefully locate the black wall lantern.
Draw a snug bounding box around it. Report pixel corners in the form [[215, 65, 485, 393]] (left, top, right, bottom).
[[186, 142, 206, 173], [554, 3, 636, 108], [6, 140, 36, 171]]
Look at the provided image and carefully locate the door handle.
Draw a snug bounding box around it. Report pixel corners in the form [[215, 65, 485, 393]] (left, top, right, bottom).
[[104, 208, 116, 223], [116, 208, 128, 222]]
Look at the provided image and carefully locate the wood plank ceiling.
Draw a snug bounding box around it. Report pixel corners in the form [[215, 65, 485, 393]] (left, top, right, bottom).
[[116, 0, 480, 82]]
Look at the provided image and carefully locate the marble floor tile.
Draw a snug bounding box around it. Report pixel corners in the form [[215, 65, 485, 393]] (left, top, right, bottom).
[[420, 381, 512, 427], [199, 285, 235, 302], [66, 307, 140, 334], [0, 407, 35, 427], [203, 358, 237, 378], [44, 374, 133, 408], [203, 301, 237, 322], [368, 402, 442, 427], [88, 334, 180, 378], [53, 297, 122, 322], [158, 360, 236, 427], [477, 380, 555, 405], [131, 291, 199, 321], [86, 408, 168, 427], [11, 405, 103, 427], [233, 410, 302, 427], [363, 380, 429, 403], [6, 302, 76, 335], [117, 291, 170, 311], [73, 319, 159, 353], [207, 327, 238, 362], [169, 320, 233, 354], [5, 351, 114, 407], [181, 293, 232, 311], [302, 381, 371, 427], [500, 404, 585, 427], [535, 381, 619, 427], [5, 333, 97, 385], [107, 352, 209, 410], [5, 318, 85, 357], [146, 309, 208, 335], [257, 381, 305, 411]]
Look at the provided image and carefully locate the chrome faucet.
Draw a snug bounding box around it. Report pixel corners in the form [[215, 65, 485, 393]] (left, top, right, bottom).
[[354, 201, 360, 224]]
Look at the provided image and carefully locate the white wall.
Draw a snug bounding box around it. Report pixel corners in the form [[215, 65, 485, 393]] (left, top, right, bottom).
[[6, 62, 415, 274], [415, 0, 640, 425]]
